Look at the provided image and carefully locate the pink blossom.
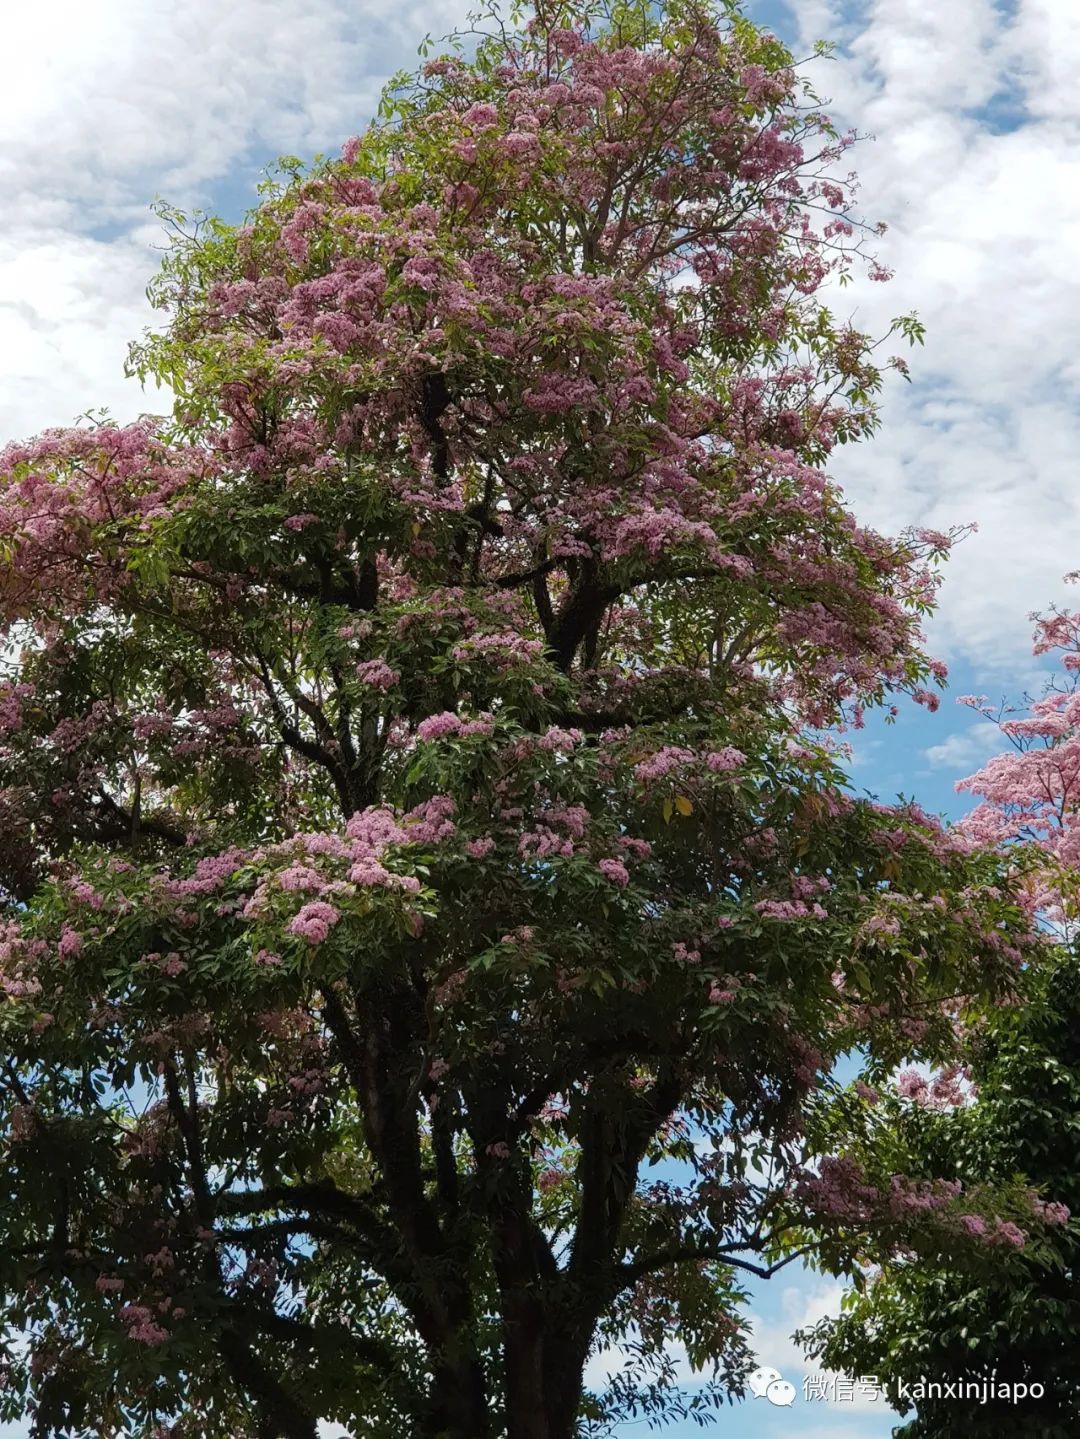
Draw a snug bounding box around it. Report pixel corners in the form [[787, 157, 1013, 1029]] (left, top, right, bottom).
[[58, 928, 83, 958], [120, 1305, 168, 1346], [897, 1068, 929, 1101], [705, 747, 746, 772], [355, 658, 399, 691], [597, 858, 630, 888], [462, 102, 499, 130], [416, 712, 463, 742], [1032, 1199, 1071, 1226], [278, 865, 323, 893], [69, 882, 103, 909], [287, 901, 341, 945], [634, 746, 694, 781]]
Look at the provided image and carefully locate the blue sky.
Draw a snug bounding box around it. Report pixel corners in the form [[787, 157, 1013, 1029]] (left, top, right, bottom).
[[1, 0, 1077, 1434]]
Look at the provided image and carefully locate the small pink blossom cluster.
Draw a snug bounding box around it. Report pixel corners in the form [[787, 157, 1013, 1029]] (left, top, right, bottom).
[[165, 847, 250, 898], [119, 1304, 168, 1346], [597, 857, 630, 888], [705, 747, 745, 772], [864, 912, 902, 939], [708, 983, 737, 1005], [277, 865, 323, 893], [1031, 1198, 1071, 1226], [132, 709, 174, 740], [287, 901, 340, 945], [0, 681, 35, 734], [535, 725, 583, 751], [499, 926, 535, 946], [403, 794, 457, 845], [57, 927, 83, 958], [799, 1157, 985, 1236], [355, 658, 400, 691], [416, 710, 495, 742], [753, 898, 827, 920], [519, 825, 574, 859], [902, 1062, 975, 1111], [450, 632, 544, 668], [633, 746, 694, 781]]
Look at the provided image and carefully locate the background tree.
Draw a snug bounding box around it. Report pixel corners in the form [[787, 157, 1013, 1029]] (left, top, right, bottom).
[[0, 2, 1058, 1437], [803, 948, 1079, 1438], [804, 606, 1080, 1437]]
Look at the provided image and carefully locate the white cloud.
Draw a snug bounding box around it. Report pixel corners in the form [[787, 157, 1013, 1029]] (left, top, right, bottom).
[[584, 1334, 706, 1392], [748, 1277, 888, 1414], [3, 0, 472, 213], [922, 719, 1001, 770], [0, 230, 165, 440], [0, 0, 473, 442], [785, 0, 1080, 678], [844, 737, 883, 771], [584, 1274, 894, 1418]]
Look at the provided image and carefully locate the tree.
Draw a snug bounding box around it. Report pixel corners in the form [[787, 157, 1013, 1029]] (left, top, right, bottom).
[[802, 949, 1079, 1439], [0, 3, 1056, 1436], [803, 608, 1080, 1437]]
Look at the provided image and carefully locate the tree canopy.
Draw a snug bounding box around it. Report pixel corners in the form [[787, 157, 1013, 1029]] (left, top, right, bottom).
[[0, 2, 1060, 1437]]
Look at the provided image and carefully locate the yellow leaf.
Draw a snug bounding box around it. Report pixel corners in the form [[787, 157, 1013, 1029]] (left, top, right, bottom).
[[662, 798, 674, 824], [675, 795, 693, 816]]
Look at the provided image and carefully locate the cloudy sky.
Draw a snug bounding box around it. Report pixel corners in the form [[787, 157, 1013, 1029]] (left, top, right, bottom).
[[2, 0, 1075, 1434]]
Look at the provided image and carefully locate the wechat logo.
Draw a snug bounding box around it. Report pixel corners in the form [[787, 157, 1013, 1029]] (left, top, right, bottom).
[[748, 1366, 797, 1407]]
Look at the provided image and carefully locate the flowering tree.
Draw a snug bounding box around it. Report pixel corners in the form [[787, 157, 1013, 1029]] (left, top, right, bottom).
[[799, 606, 1080, 1435], [0, 3, 1056, 1436], [802, 947, 1079, 1438], [952, 606, 1080, 932]]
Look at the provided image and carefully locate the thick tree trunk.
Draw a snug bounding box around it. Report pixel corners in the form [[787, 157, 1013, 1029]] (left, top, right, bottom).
[[502, 1315, 594, 1439], [505, 1322, 551, 1439], [219, 1329, 318, 1439], [430, 1356, 492, 1439], [544, 1327, 592, 1439]]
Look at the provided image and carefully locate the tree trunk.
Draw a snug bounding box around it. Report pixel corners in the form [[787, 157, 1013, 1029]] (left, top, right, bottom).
[[429, 1355, 492, 1439], [505, 1320, 551, 1439]]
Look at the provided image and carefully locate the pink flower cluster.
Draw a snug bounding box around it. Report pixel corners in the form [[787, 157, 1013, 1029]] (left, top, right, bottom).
[[597, 857, 630, 888], [287, 901, 341, 945], [355, 658, 400, 691], [416, 711, 495, 742], [119, 1304, 168, 1346]]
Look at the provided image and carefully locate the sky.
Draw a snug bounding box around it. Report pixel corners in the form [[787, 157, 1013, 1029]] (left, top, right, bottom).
[[2, 0, 1078, 1434]]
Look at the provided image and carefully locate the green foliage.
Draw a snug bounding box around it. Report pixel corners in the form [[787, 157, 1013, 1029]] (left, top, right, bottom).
[[803, 952, 1080, 1437]]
